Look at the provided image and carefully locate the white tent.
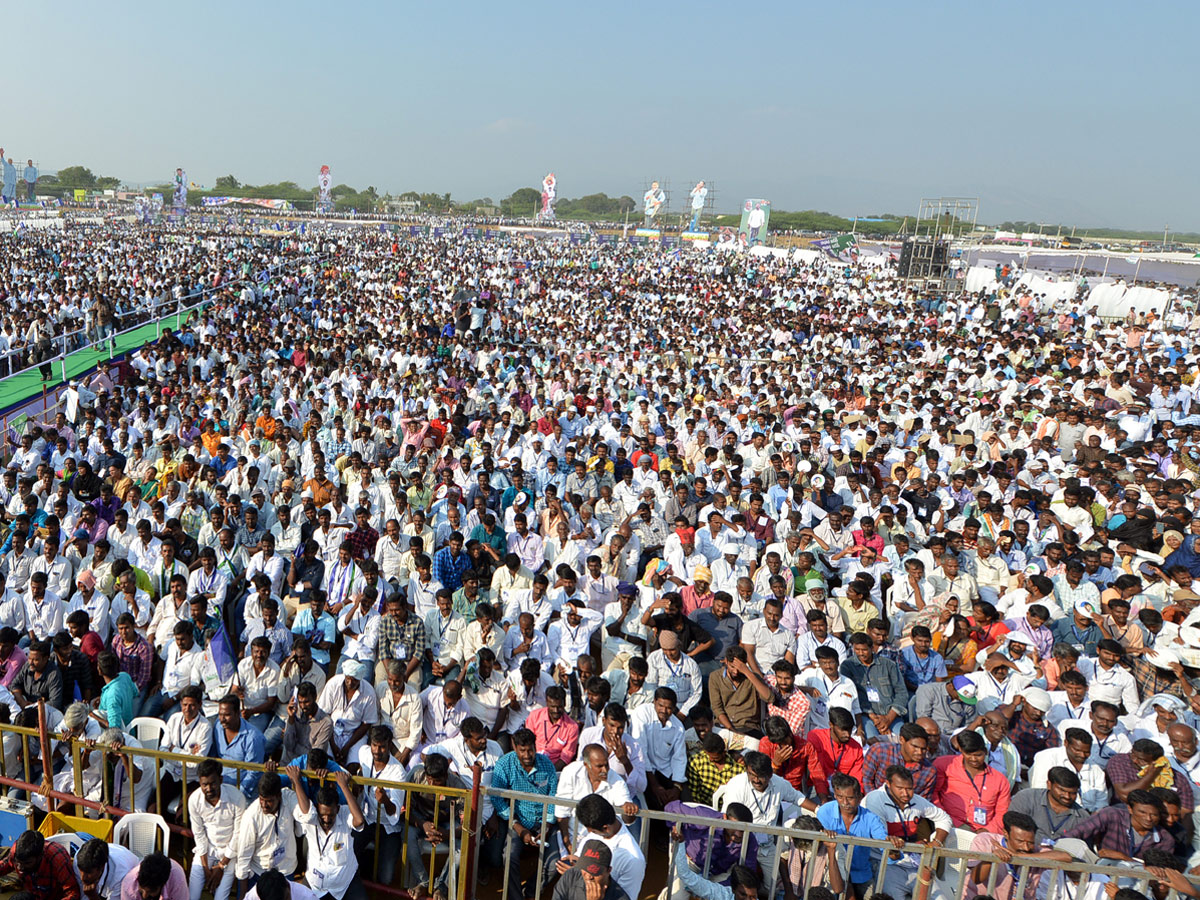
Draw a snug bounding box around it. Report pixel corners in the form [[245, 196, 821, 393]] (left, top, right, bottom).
[[1086, 281, 1171, 318], [964, 266, 999, 294]]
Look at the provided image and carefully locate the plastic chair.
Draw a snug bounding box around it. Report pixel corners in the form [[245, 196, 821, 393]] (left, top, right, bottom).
[[113, 812, 170, 856], [43, 832, 89, 858], [128, 717, 168, 750], [711, 782, 729, 812]]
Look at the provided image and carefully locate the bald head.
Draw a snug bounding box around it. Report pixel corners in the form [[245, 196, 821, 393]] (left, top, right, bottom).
[[915, 717, 941, 749]]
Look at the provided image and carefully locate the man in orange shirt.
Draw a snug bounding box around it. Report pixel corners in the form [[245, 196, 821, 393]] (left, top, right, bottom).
[[933, 729, 1011, 833], [807, 707, 864, 795], [757, 715, 829, 800]]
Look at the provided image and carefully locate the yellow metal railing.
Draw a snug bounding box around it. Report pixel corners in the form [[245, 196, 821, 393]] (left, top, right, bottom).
[[0, 718, 476, 900]]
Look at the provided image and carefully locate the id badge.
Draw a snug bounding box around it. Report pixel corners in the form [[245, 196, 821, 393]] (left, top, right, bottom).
[[972, 804, 987, 826], [866, 687, 881, 704], [272, 842, 288, 866]]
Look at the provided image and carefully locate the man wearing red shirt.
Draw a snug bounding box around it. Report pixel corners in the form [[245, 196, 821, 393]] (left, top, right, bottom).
[[0, 830, 81, 900], [807, 707, 864, 795], [932, 729, 1011, 833], [525, 685, 580, 770], [758, 715, 829, 800]]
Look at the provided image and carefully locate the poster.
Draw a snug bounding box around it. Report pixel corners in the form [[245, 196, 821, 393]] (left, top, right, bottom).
[[317, 165, 333, 212], [73, 189, 87, 203], [538, 173, 556, 223], [813, 233, 859, 260], [688, 181, 708, 231], [738, 199, 770, 246], [642, 182, 665, 226], [173, 168, 188, 211]]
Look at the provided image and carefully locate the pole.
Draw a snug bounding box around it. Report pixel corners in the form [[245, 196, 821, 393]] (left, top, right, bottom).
[[463, 764, 482, 900], [1164, 224, 1170, 250], [37, 699, 54, 812]]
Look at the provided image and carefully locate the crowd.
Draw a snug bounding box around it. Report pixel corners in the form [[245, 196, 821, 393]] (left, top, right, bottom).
[[0, 219, 1199, 900]]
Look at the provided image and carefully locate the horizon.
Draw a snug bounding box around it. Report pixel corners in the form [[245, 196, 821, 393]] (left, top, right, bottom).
[[7, 0, 1195, 232]]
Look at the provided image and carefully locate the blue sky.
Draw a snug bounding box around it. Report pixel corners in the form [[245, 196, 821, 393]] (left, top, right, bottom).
[[9, 1, 1196, 229]]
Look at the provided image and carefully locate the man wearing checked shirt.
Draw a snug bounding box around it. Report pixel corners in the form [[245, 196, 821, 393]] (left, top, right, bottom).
[[490, 728, 560, 900]]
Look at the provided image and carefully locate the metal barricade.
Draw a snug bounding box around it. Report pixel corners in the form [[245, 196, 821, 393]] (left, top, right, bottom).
[[0, 718, 476, 900]]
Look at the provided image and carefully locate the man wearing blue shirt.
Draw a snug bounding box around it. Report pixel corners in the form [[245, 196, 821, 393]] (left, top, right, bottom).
[[215, 694, 265, 800], [815, 773, 889, 899], [490, 728, 559, 900], [899, 625, 948, 696], [291, 592, 336, 669]]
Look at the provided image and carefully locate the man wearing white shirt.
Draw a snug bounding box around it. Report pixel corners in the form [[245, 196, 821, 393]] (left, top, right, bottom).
[[568, 795, 646, 900], [74, 838, 139, 900], [801, 647, 861, 730], [425, 716, 504, 823], [419, 680, 469, 750], [23, 573, 62, 641], [188, 758, 246, 900], [554, 744, 636, 848], [630, 689, 686, 807], [646, 631, 702, 715], [423, 592, 467, 685], [501, 612, 553, 672], [502, 577, 555, 632], [285, 765, 365, 900], [373, 519, 407, 585], [234, 772, 299, 883], [246, 536, 287, 598], [1077, 640, 1140, 714], [740, 598, 792, 677], [377, 661, 423, 767], [579, 704, 648, 797], [161, 625, 205, 718], [791, 611, 848, 671], [547, 599, 604, 673], [1058, 699, 1131, 765], [188, 549, 230, 616], [1028, 727, 1108, 812], [353, 726, 406, 886], [718, 752, 810, 869]]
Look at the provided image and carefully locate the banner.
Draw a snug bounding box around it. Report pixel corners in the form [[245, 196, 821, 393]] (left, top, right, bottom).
[[737, 199, 770, 246], [538, 172, 556, 223], [173, 168, 188, 210], [317, 165, 332, 212], [813, 232, 859, 260], [73, 189, 87, 202], [201, 197, 294, 210], [642, 182, 665, 226]]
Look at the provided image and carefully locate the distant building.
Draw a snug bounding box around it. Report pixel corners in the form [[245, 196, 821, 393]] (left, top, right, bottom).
[[385, 199, 420, 214]]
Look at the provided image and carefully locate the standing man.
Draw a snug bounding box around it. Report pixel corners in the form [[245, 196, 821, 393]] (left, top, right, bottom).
[[23, 160, 37, 202]]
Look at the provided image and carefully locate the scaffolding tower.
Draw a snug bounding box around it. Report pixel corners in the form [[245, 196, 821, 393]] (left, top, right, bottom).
[[899, 197, 979, 295]]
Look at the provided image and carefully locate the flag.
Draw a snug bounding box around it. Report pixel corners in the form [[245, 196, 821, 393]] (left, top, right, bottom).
[[209, 620, 237, 682]]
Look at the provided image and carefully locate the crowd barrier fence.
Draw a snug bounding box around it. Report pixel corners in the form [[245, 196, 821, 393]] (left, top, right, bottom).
[[0, 710, 1189, 900]]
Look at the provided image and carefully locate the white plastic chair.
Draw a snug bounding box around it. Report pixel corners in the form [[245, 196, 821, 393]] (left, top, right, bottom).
[[128, 717, 168, 750], [113, 812, 170, 856], [43, 832, 89, 858], [711, 782, 729, 811]]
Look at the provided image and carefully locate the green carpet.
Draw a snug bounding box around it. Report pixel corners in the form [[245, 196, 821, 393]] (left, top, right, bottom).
[[0, 309, 197, 412]]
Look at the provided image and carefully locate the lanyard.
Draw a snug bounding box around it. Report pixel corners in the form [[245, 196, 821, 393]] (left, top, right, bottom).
[[437, 615, 453, 640], [910, 652, 933, 679], [181, 716, 202, 750], [315, 824, 335, 858], [664, 655, 684, 681], [1129, 826, 1156, 858], [885, 792, 915, 838], [964, 767, 988, 800]]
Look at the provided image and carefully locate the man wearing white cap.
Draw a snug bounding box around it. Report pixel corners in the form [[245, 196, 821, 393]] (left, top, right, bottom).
[[1005, 687, 1059, 771]]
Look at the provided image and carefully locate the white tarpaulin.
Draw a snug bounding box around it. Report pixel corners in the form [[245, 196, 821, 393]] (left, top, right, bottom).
[[792, 248, 822, 264], [965, 266, 999, 294], [1013, 273, 1078, 305], [1085, 282, 1171, 318], [749, 245, 790, 259], [858, 253, 889, 268]]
